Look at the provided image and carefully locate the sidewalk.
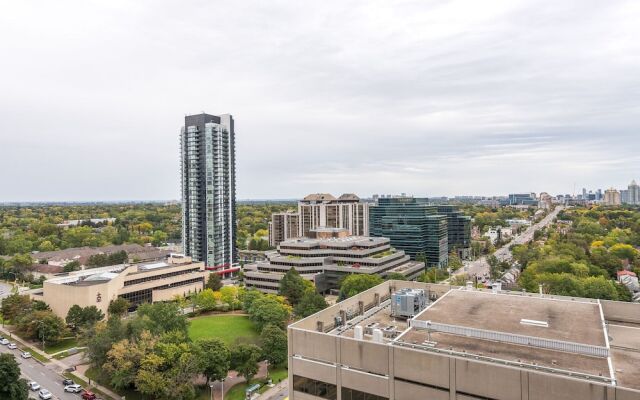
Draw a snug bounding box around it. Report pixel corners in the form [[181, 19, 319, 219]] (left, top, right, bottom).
[[259, 379, 289, 400], [0, 325, 122, 400]]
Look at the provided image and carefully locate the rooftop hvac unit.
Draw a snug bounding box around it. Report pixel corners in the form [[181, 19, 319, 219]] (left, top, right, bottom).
[[391, 288, 428, 319], [372, 328, 384, 343]]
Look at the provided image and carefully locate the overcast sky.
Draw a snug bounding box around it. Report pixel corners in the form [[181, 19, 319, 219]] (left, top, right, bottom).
[[1, 0, 639, 201]]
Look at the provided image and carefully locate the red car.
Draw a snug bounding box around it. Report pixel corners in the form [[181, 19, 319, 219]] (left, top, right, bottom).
[[81, 391, 97, 400]]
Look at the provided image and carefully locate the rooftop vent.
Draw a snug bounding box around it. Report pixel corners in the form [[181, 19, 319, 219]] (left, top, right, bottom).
[[520, 319, 549, 328]]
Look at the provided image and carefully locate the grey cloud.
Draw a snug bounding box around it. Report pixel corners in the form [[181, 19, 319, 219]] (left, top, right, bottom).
[[1, 0, 639, 201]]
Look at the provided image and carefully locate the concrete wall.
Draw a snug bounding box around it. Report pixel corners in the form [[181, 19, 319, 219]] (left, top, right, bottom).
[[601, 300, 640, 324]]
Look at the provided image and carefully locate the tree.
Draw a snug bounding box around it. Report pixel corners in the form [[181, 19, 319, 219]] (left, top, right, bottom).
[[63, 260, 81, 273], [260, 324, 287, 366], [66, 305, 85, 329], [279, 268, 309, 305], [16, 310, 66, 344], [84, 317, 127, 369], [1, 294, 32, 322], [195, 338, 230, 384], [385, 272, 407, 281], [448, 252, 463, 271], [219, 286, 239, 309], [0, 354, 29, 400], [194, 289, 218, 312], [230, 344, 262, 382], [240, 289, 263, 312], [294, 289, 328, 318], [339, 274, 383, 299], [108, 298, 131, 317], [132, 302, 189, 336], [205, 273, 223, 291], [248, 295, 291, 331]]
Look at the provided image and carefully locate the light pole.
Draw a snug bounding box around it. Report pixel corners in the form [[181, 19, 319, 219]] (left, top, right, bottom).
[[221, 378, 225, 400], [209, 381, 214, 400]]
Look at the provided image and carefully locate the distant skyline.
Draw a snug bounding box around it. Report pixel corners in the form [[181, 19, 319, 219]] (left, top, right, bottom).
[[1, 1, 639, 202]]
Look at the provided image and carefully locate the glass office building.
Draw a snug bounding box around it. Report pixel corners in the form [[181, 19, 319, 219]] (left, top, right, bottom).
[[437, 205, 472, 258], [369, 197, 448, 267], [180, 113, 237, 268]]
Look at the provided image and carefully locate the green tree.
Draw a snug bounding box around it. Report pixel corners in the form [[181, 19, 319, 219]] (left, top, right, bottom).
[[195, 338, 230, 384], [230, 344, 262, 382], [108, 298, 131, 317], [260, 324, 288, 366], [0, 354, 29, 400], [294, 289, 328, 318], [205, 273, 223, 291], [385, 272, 407, 281], [339, 274, 383, 299], [240, 289, 263, 312], [16, 310, 66, 344], [195, 289, 218, 312], [448, 252, 463, 271], [66, 305, 85, 329], [278, 268, 309, 305], [248, 295, 291, 331], [63, 260, 81, 272], [1, 294, 32, 322], [133, 302, 189, 336]]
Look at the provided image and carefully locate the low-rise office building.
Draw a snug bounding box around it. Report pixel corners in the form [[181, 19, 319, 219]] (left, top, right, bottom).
[[37, 255, 208, 318], [288, 280, 640, 400], [244, 228, 424, 294]]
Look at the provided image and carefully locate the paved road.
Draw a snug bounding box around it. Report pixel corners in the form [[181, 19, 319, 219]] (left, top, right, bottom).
[[455, 206, 564, 280], [0, 342, 80, 400], [0, 280, 13, 299]]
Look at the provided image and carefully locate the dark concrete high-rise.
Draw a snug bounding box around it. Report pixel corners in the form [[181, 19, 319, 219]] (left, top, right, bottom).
[[180, 113, 237, 270]]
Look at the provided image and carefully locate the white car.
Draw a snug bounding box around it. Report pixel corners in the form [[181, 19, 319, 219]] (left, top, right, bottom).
[[64, 384, 82, 393], [0, 338, 9, 345], [7, 342, 17, 349], [38, 389, 52, 399], [28, 381, 41, 391], [21, 351, 32, 359]]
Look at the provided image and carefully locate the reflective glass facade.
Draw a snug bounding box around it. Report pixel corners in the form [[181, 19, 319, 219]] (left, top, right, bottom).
[[369, 197, 448, 267], [181, 113, 236, 267]]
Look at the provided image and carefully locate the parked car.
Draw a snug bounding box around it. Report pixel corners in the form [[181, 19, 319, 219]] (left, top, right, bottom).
[[81, 391, 98, 400], [21, 351, 32, 359], [64, 384, 82, 393], [28, 381, 41, 391], [7, 343, 17, 349], [0, 338, 9, 345], [38, 389, 52, 400], [62, 378, 75, 386]]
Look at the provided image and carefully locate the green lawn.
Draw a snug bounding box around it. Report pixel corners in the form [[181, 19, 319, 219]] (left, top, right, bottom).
[[188, 315, 259, 344], [44, 337, 78, 354]]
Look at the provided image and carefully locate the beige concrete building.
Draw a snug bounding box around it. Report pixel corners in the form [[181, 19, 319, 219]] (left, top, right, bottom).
[[603, 188, 622, 206], [299, 194, 370, 238], [245, 228, 424, 294], [269, 211, 300, 247], [288, 280, 640, 400], [37, 255, 207, 318]]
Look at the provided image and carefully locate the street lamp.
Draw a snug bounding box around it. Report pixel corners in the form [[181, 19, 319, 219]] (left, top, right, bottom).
[[265, 360, 270, 380], [209, 381, 214, 400], [221, 377, 226, 400]]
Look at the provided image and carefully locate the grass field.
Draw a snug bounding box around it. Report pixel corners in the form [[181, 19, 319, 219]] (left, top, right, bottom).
[[188, 314, 259, 344], [44, 337, 78, 354]]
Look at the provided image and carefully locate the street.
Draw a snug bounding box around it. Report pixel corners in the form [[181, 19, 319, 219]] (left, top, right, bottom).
[[455, 206, 564, 280], [0, 341, 79, 400]]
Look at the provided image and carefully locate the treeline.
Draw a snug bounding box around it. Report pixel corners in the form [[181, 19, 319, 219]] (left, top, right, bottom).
[[0, 203, 181, 256], [512, 206, 639, 301]]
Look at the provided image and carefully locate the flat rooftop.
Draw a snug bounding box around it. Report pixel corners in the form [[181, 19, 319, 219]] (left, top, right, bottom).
[[413, 289, 606, 346]]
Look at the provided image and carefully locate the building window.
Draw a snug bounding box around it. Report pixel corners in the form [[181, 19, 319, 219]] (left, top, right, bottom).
[[341, 387, 387, 400], [293, 375, 337, 400]]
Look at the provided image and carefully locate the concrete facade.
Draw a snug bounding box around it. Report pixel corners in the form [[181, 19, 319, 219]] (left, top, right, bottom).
[[288, 281, 640, 400], [245, 229, 424, 294], [37, 255, 208, 318]]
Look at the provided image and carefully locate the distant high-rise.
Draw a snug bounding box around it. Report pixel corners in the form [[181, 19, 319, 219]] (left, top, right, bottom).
[[626, 180, 640, 205], [180, 113, 237, 269], [603, 188, 621, 206]]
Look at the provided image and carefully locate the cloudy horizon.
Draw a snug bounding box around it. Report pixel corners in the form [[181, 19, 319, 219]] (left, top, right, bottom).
[[1, 0, 639, 202]]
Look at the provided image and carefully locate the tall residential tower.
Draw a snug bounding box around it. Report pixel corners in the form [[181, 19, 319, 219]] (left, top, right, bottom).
[[180, 113, 237, 270]]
